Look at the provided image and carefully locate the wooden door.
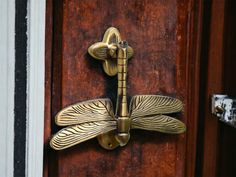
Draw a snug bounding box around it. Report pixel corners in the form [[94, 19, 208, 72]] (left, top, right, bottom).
[[44, 0, 202, 177], [196, 0, 236, 177]]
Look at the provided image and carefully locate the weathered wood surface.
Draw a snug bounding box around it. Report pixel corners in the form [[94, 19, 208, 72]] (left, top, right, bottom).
[[44, 0, 202, 176]]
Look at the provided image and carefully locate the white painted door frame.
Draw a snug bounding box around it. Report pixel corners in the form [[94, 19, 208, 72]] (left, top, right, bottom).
[[0, 0, 15, 176], [0, 0, 46, 176], [26, 0, 46, 177]]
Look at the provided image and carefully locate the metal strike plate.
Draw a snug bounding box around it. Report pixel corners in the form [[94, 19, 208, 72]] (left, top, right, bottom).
[[212, 94, 236, 127]]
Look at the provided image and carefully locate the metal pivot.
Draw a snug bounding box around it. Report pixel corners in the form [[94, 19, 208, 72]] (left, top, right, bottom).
[[49, 27, 186, 151]]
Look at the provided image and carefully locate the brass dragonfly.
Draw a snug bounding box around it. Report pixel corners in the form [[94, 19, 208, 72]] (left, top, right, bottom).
[[50, 27, 186, 150]]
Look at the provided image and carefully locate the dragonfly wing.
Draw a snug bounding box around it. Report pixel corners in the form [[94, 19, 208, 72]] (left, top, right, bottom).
[[50, 120, 117, 150], [130, 95, 183, 118], [131, 115, 186, 134], [55, 98, 115, 126]]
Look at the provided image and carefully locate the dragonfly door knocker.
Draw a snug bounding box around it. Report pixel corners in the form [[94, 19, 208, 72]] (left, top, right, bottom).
[[50, 27, 186, 150]]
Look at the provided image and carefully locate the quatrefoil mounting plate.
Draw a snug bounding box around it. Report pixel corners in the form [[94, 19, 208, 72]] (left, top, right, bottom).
[[88, 27, 134, 76]]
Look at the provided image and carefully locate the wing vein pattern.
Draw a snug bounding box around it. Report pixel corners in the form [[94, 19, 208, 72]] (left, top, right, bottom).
[[130, 95, 183, 118], [132, 115, 186, 134], [50, 121, 116, 150], [55, 99, 115, 126]]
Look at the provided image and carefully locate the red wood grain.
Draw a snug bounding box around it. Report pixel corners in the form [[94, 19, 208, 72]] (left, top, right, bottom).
[[44, 0, 53, 177], [44, 0, 202, 176], [217, 0, 236, 176]]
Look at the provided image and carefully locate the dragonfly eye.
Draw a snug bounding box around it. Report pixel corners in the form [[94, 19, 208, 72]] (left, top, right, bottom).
[[118, 40, 128, 48]]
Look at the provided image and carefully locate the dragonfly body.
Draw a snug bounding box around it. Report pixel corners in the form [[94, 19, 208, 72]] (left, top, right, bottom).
[[115, 41, 130, 146]]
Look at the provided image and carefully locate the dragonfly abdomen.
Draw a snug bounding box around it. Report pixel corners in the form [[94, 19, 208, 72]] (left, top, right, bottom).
[[116, 41, 129, 117]]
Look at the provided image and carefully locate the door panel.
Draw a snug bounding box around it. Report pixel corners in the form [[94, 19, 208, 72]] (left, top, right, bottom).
[[44, 0, 202, 177], [218, 0, 236, 176]]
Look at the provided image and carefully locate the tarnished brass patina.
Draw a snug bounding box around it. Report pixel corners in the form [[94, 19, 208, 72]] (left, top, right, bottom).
[[88, 27, 133, 76], [50, 27, 186, 150]]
